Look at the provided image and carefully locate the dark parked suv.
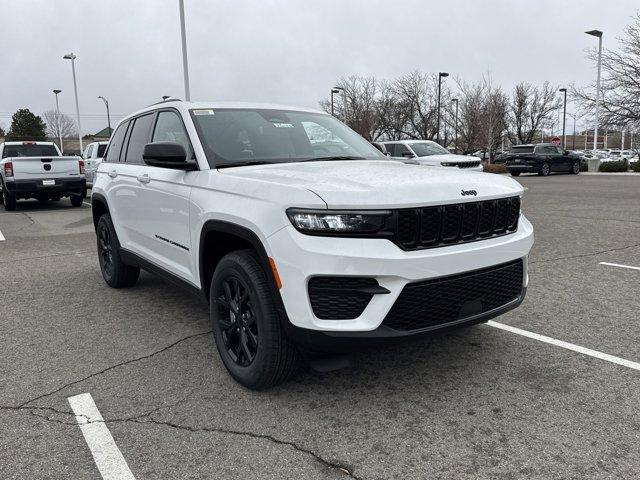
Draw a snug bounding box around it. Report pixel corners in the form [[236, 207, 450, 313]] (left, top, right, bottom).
[[504, 144, 581, 177]]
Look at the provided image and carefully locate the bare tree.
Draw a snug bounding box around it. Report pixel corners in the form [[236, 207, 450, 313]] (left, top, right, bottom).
[[506, 82, 559, 144], [43, 110, 77, 146], [390, 71, 443, 140], [320, 75, 383, 140], [573, 13, 640, 130], [455, 77, 507, 157]]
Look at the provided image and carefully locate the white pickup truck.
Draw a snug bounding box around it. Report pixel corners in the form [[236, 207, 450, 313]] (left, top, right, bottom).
[[0, 141, 86, 210]]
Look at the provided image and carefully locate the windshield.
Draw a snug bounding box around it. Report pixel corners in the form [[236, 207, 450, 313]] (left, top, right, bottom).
[[408, 141, 449, 157], [2, 143, 59, 158], [190, 108, 385, 167]]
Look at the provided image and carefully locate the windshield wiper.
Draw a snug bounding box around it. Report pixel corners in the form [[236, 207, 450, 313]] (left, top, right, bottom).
[[216, 160, 275, 169], [301, 156, 366, 162]]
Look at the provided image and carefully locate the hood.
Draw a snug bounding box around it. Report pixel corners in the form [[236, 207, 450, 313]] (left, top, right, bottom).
[[219, 160, 522, 209], [413, 153, 480, 164]]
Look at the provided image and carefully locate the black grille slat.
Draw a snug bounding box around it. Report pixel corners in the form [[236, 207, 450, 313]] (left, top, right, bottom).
[[308, 277, 378, 320], [420, 207, 441, 246], [397, 210, 419, 246], [395, 196, 520, 250], [461, 203, 480, 239], [382, 259, 524, 331]]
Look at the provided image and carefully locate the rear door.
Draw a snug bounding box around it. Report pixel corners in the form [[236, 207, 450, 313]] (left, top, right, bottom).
[[110, 113, 155, 256]]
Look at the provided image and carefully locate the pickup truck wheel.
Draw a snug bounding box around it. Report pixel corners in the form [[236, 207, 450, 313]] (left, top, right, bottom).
[[539, 162, 551, 176], [96, 214, 140, 288], [70, 194, 83, 207], [2, 187, 17, 211], [510, 171, 521, 177], [570, 161, 580, 174], [210, 250, 299, 389]]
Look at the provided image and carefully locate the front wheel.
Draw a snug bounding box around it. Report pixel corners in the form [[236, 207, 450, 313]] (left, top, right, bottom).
[[510, 171, 521, 177], [570, 161, 580, 174], [210, 250, 299, 389], [538, 162, 551, 176]]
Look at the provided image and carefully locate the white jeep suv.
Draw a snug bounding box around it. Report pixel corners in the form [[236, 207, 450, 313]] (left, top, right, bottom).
[[382, 140, 484, 171], [92, 100, 533, 389]]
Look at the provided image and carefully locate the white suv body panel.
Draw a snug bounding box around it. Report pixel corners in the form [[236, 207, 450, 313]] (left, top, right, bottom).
[[93, 101, 534, 335]]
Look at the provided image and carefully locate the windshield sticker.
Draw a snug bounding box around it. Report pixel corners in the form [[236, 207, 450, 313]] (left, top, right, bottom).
[[273, 122, 294, 128], [193, 109, 214, 116]]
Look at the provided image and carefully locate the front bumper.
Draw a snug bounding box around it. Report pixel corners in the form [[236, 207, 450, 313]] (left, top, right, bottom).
[[267, 214, 534, 333], [5, 177, 86, 198]]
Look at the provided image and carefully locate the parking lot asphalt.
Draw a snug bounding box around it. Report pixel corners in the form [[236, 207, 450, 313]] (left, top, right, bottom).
[[1, 174, 639, 480]]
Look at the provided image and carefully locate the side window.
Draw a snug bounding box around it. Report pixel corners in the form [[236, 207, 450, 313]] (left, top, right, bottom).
[[105, 122, 130, 163], [124, 114, 155, 164], [83, 144, 93, 159], [385, 144, 396, 156], [151, 111, 193, 159], [395, 144, 412, 157]]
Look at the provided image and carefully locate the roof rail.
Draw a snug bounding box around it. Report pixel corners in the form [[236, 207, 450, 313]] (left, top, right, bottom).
[[147, 97, 183, 107]]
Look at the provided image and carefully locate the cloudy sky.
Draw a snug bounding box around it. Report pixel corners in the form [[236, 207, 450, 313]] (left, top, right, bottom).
[[1, 0, 637, 134]]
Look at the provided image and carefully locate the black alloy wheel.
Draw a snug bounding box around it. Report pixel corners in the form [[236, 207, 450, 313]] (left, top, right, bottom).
[[216, 275, 259, 367], [571, 161, 580, 174], [539, 162, 551, 176], [97, 221, 114, 279]]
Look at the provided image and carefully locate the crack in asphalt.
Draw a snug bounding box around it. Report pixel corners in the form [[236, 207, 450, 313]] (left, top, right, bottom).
[[122, 417, 361, 479], [529, 241, 640, 265], [1, 399, 361, 479], [16, 330, 212, 408]]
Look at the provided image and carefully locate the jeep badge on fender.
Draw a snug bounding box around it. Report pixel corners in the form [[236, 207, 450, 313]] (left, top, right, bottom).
[[461, 189, 477, 196]]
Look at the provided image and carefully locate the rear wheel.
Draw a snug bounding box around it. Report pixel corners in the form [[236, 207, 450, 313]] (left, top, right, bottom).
[[538, 162, 551, 176], [70, 194, 83, 207], [210, 250, 299, 389], [1, 184, 17, 211], [96, 213, 140, 288], [570, 161, 580, 174]]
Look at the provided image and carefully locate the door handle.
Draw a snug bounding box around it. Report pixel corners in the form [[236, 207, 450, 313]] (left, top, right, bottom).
[[108, 170, 117, 178], [137, 174, 151, 184]]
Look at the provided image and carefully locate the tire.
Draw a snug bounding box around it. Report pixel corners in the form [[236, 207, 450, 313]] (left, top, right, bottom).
[[2, 183, 17, 211], [538, 162, 551, 176], [70, 194, 83, 207], [210, 250, 300, 389], [570, 161, 580, 175], [510, 171, 521, 177], [96, 213, 140, 288]]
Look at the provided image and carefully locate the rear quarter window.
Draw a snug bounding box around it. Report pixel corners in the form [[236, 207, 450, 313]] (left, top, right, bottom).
[[105, 122, 130, 163]]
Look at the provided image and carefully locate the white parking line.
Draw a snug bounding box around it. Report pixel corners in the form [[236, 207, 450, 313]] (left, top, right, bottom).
[[599, 261, 640, 272], [67, 393, 136, 480], [488, 321, 640, 372], [0, 227, 4, 241], [83, 201, 92, 207]]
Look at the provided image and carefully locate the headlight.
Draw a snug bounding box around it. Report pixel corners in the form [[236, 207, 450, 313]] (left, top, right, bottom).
[[286, 208, 391, 234]]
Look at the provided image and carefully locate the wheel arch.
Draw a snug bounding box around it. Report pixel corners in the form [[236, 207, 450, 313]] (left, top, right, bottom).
[[199, 220, 279, 303], [91, 193, 109, 230]]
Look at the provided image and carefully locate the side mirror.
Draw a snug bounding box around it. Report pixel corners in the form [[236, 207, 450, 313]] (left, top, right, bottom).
[[142, 142, 196, 170]]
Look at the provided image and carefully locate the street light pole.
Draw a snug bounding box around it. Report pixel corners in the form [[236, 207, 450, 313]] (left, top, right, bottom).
[[178, 0, 191, 101], [451, 98, 459, 153], [436, 72, 449, 144], [97, 96, 111, 136], [559, 88, 567, 148], [586, 30, 603, 152], [52, 89, 63, 153], [63, 53, 83, 152], [330, 87, 341, 117]]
